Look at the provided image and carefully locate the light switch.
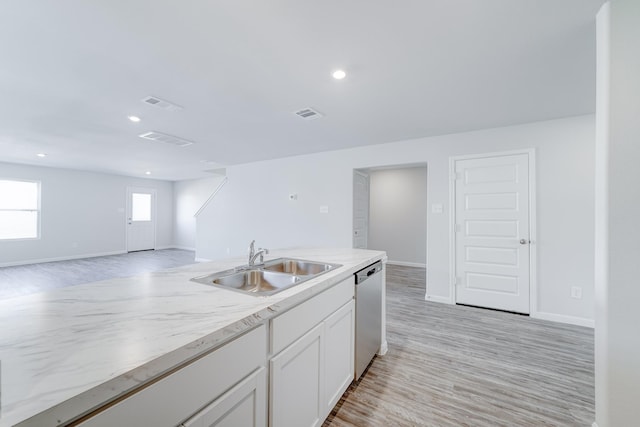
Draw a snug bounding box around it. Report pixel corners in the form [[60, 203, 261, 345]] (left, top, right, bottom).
[[319, 205, 329, 214], [431, 203, 443, 214]]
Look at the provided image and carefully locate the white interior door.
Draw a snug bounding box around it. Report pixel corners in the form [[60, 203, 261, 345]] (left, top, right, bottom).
[[353, 171, 369, 249], [454, 153, 531, 314], [127, 187, 156, 252]]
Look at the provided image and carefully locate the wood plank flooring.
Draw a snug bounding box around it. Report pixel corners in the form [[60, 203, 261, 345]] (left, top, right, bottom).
[[0, 249, 196, 299], [324, 264, 594, 427]]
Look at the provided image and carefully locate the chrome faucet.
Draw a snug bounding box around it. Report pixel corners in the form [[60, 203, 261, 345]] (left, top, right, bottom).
[[248, 240, 269, 266]]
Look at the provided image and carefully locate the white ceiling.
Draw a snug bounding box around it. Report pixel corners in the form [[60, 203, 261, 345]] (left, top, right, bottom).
[[0, 0, 604, 181]]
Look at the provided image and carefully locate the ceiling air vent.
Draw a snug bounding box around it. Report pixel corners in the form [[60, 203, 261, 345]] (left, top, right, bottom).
[[138, 131, 194, 147], [141, 96, 184, 111], [294, 107, 323, 120]]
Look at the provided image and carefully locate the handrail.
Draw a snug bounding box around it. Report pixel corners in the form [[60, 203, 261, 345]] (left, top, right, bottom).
[[194, 176, 228, 218]]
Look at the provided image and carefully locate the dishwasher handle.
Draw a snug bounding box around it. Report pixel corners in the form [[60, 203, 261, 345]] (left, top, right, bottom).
[[355, 261, 383, 284]]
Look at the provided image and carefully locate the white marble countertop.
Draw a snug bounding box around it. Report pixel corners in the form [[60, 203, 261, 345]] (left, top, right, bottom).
[[0, 248, 385, 427]]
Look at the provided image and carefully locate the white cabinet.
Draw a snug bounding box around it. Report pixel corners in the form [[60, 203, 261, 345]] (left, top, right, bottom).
[[78, 325, 266, 427], [182, 367, 266, 427], [323, 300, 355, 414], [270, 323, 325, 427], [269, 277, 355, 427]]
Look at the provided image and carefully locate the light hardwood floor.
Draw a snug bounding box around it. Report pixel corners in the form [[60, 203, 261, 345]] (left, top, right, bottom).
[[325, 264, 594, 427], [0, 249, 196, 299]]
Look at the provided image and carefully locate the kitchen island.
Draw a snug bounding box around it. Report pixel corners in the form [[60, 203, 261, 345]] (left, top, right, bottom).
[[0, 248, 386, 427]]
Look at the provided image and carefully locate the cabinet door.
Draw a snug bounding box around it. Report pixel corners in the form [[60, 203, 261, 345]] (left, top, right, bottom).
[[182, 367, 266, 427], [270, 323, 324, 427], [323, 300, 355, 418]]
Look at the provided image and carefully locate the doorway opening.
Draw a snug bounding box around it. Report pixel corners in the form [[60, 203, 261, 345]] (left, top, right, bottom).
[[353, 164, 428, 268]]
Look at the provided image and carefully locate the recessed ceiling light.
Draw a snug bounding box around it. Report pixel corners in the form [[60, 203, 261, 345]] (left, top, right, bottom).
[[128, 115, 141, 123], [332, 69, 346, 80], [145, 171, 151, 175], [36, 153, 47, 158]]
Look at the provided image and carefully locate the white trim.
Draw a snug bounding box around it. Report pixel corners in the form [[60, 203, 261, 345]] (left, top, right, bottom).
[[195, 257, 212, 263], [378, 340, 388, 356], [424, 294, 454, 304], [164, 245, 196, 251], [0, 250, 126, 268], [194, 176, 228, 218], [449, 148, 537, 313], [528, 149, 539, 316], [448, 156, 456, 304], [386, 260, 426, 268], [531, 311, 594, 328]]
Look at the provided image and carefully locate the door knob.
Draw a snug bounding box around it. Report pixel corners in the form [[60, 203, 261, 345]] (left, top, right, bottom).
[[519, 239, 529, 245]]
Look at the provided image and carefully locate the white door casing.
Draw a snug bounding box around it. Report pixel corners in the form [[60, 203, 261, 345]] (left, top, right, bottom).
[[452, 152, 534, 314], [126, 187, 156, 252], [353, 171, 369, 249]]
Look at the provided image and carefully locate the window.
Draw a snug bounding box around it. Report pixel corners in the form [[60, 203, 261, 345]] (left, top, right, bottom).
[[131, 192, 151, 221], [0, 179, 40, 240]]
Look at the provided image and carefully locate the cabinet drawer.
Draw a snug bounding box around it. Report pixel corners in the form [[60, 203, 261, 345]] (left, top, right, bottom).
[[78, 325, 266, 427], [182, 367, 266, 427], [271, 276, 354, 356]]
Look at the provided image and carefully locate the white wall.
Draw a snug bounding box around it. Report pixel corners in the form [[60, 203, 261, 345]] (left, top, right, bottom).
[[173, 176, 226, 250], [0, 162, 174, 266], [368, 167, 427, 266], [197, 115, 595, 324], [595, 1, 640, 426]]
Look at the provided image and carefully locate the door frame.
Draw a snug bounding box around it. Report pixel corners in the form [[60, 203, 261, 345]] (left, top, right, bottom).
[[126, 186, 157, 252], [448, 148, 537, 314]]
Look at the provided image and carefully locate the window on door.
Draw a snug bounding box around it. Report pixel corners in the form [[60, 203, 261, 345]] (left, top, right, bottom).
[[131, 193, 152, 222], [0, 179, 40, 240]]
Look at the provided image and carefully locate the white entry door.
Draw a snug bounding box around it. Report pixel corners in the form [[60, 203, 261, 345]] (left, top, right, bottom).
[[353, 171, 369, 249], [126, 187, 156, 252], [454, 153, 531, 314]]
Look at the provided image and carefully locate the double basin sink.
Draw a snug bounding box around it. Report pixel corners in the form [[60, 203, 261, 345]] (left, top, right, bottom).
[[191, 258, 342, 296]]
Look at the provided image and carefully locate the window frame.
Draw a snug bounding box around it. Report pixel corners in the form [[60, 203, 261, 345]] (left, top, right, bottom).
[[0, 178, 42, 241]]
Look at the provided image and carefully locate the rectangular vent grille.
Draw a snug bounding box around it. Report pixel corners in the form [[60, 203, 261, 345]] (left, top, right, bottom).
[[138, 131, 194, 147], [141, 96, 184, 111], [294, 107, 323, 120]]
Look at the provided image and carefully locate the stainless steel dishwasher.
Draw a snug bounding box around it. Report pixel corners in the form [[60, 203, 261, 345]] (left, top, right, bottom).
[[354, 260, 383, 380]]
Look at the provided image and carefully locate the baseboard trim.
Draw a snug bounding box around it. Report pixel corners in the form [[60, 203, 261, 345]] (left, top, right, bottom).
[[387, 260, 427, 268], [378, 340, 389, 356], [158, 246, 195, 251], [425, 294, 453, 304], [0, 250, 127, 268], [531, 311, 594, 328]]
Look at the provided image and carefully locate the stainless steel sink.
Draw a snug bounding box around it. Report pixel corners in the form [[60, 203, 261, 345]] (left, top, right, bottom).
[[263, 259, 335, 276], [214, 270, 300, 293], [191, 258, 341, 296]]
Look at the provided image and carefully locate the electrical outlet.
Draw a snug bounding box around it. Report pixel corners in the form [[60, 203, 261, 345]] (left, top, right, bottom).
[[570, 286, 583, 299]]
